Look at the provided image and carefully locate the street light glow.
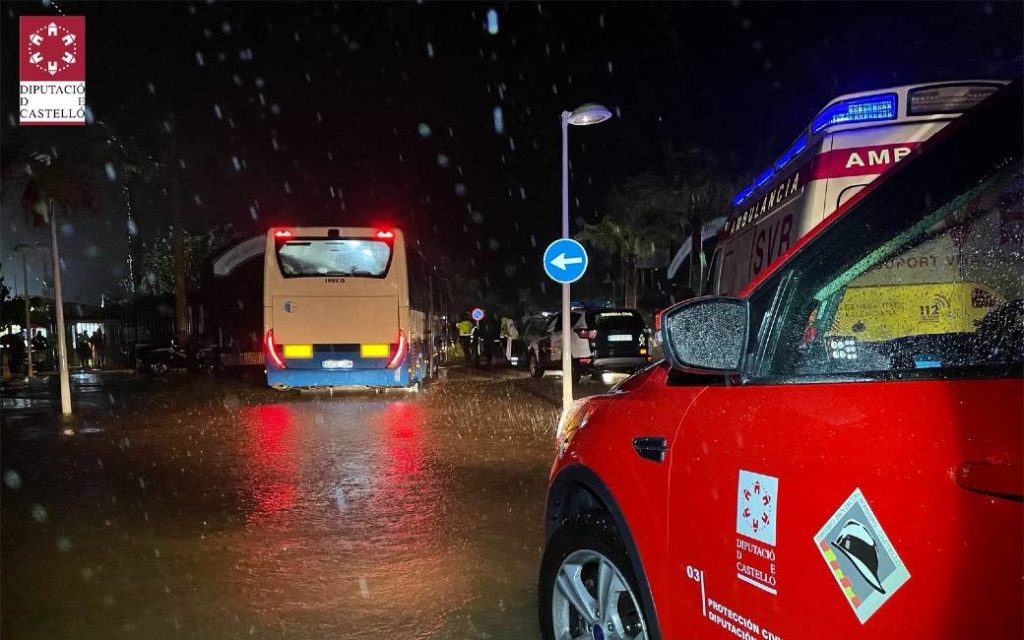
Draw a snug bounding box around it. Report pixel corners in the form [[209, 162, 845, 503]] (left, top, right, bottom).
[[567, 103, 612, 126]]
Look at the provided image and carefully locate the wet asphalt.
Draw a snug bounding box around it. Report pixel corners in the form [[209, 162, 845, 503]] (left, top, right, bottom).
[[1, 366, 612, 640]]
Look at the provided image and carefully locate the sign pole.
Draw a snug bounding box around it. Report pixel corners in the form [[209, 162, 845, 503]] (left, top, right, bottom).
[[21, 249, 33, 379], [560, 111, 572, 414]]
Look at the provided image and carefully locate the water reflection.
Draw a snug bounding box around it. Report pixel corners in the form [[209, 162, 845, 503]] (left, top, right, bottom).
[[244, 404, 299, 523]]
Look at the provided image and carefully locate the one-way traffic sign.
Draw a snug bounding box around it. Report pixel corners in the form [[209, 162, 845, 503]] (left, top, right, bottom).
[[543, 238, 589, 284]]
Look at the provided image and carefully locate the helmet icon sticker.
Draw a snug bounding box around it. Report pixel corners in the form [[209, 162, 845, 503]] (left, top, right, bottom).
[[813, 489, 910, 624]]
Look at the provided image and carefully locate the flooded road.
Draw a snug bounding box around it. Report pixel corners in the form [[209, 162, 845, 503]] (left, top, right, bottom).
[[0, 367, 594, 639]]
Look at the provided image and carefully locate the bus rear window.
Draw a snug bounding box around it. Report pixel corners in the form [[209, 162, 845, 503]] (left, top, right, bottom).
[[276, 239, 392, 278]]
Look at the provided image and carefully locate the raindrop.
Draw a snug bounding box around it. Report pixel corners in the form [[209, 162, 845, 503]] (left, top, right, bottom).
[[284, 181, 292, 194], [418, 123, 432, 138], [426, 42, 434, 58], [30, 504, 47, 522], [519, 186, 527, 200], [127, 219, 138, 236], [454, 183, 467, 197], [147, 82, 156, 94], [3, 470, 21, 490], [213, 104, 223, 120], [437, 154, 450, 168], [104, 162, 117, 181], [57, 537, 72, 552], [249, 206, 258, 220], [486, 8, 499, 34], [232, 156, 242, 171], [471, 211, 484, 224], [194, 51, 205, 67], [492, 106, 505, 134], [221, 21, 232, 35], [607, 61, 613, 74], [488, 238, 500, 251]]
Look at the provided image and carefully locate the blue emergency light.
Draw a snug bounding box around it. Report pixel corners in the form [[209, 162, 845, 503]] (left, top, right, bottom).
[[774, 134, 807, 171], [811, 93, 898, 134], [732, 184, 754, 206], [754, 167, 774, 188]]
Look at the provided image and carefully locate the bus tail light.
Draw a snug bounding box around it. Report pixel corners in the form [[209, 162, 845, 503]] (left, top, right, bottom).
[[274, 229, 292, 238], [386, 330, 407, 369], [264, 329, 286, 369], [283, 344, 313, 359], [376, 230, 395, 239], [360, 343, 390, 358]]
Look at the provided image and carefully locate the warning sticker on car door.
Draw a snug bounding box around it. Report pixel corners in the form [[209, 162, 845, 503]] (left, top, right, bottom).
[[813, 488, 910, 624]]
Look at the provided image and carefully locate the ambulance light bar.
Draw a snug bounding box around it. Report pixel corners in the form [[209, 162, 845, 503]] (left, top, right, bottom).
[[811, 92, 897, 134]]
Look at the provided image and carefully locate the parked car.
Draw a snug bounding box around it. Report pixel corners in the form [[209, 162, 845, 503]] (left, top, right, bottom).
[[510, 314, 553, 368], [137, 341, 223, 375], [527, 308, 652, 382], [539, 81, 1022, 639]]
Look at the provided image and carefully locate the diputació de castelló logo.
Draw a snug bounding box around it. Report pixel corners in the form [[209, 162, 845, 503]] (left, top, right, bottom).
[[19, 16, 86, 126]]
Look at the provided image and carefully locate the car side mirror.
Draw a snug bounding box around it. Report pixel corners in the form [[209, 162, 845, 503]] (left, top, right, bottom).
[[662, 297, 749, 374]]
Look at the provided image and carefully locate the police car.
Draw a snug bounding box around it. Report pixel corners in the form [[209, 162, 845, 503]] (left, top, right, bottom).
[[527, 308, 652, 382], [539, 81, 1022, 639]]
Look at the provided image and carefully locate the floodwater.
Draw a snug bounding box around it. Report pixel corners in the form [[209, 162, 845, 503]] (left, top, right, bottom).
[[1, 367, 569, 639]]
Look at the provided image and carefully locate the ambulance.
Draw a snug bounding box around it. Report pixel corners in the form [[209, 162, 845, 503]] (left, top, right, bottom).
[[709, 80, 1007, 297]]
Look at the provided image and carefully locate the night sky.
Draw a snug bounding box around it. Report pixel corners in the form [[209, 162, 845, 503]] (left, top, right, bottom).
[[2, 1, 1021, 306]]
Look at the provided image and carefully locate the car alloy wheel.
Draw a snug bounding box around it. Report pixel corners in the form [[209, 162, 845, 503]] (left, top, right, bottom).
[[551, 548, 648, 640]]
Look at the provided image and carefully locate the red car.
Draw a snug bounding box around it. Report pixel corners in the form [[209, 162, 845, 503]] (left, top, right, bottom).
[[539, 81, 1022, 640]]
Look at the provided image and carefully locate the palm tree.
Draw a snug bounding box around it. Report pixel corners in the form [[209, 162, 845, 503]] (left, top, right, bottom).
[[634, 144, 734, 294], [2, 140, 98, 415], [578, 179, 682, 308]]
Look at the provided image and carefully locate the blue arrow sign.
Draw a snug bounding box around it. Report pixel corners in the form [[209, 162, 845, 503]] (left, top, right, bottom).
[[543, 238, 589, 284]]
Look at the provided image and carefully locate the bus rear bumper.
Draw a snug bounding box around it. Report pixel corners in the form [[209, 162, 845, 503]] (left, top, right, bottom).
[[266, 366, 410, 389]]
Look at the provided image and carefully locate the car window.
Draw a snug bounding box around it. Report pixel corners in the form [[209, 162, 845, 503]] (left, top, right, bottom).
[[589, 311, 646, 332], [750, 115, 1022, 381]]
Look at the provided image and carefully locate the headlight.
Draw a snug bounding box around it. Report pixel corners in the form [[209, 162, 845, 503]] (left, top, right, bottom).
[[556, 399, 592, 457]]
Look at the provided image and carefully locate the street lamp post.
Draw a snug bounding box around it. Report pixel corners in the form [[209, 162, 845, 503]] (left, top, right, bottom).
[[13, 244, 34, 379], [560, 103, 612, 413], [48, 199, 72, 415]]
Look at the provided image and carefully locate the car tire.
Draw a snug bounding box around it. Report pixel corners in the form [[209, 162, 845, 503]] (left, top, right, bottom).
[[539, 510, 653, 640], [530, 352, 544, 378]]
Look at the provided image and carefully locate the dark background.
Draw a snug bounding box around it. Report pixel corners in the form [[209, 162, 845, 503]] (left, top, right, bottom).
[[2, 1, 1021, 305]]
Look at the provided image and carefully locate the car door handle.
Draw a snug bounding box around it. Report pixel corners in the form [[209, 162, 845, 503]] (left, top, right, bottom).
[[633, 436, 669, 463]]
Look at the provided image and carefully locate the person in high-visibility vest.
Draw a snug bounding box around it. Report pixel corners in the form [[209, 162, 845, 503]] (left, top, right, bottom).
[[500, 316, 519, 363], [456, 315, 475, 367]]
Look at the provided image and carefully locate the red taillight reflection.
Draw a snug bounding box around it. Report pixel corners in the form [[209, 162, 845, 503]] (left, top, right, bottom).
[[376, 230, 395, 239], [264, 329, 287, 369], [274, 230, 292, 238], [575, 328, 597, 340], [386, 330, 408, 369]]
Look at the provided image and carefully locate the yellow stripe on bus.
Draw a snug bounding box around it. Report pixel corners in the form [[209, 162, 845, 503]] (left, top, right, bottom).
[[360, 344, 390, 358], [283, 344, 313, 358]]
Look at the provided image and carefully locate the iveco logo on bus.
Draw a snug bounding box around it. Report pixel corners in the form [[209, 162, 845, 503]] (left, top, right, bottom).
[[325, 277, 346, 284]]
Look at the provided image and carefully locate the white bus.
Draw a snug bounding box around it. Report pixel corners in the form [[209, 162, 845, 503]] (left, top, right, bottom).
[[709, 80, 1007, 296], [262, 226, 431, 390]]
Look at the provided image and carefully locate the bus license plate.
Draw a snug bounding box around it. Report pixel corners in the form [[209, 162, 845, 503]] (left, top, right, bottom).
[[322, 359, 354, 369], [608, 334, 632, 342]]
